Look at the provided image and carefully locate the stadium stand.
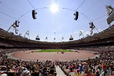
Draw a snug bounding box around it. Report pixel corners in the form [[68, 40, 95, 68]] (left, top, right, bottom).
[[0, 25, 114, 76], [0, 25, 114, 49]]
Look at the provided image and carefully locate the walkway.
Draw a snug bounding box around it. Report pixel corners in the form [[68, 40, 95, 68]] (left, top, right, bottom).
[[55, 65, 66, 76]]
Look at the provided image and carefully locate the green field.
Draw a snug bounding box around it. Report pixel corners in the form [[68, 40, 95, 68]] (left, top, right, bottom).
[[36, 49, 72, 52]]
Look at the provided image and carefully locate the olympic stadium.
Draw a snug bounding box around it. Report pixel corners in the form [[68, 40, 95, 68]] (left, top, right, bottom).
[[0, 0, 114, 76]]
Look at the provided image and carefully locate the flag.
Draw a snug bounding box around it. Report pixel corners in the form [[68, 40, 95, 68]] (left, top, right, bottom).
[[15, 28, 18, 34], [106, 5, 114, 24], [79, 31, 83, 37], [26, 31, 29, 35], [106, 5, 113, 16], [62, 37, 64, 40], [54, 37, 56, 40], [90, 30, 93, 35], [45, 36, 48, 40], [107, 11, 114, 24]]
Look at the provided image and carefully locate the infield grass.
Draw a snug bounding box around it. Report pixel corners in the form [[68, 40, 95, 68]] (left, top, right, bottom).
[[36, 49, 72, 52]]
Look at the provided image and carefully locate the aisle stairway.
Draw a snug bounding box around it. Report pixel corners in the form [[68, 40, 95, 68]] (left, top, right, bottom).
[[55, 65, 66, 76]]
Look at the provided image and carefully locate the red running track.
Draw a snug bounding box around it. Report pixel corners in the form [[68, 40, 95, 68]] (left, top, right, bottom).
[[10, 50, 97, 61]]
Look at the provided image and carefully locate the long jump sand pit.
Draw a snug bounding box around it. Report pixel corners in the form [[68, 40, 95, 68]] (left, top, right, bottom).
[[10, 50, 97, 61]]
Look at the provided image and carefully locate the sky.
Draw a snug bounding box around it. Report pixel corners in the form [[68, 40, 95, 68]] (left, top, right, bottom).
[[0, 0, 114, 42]]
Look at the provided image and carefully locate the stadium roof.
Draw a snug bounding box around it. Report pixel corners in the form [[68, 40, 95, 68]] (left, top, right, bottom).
[[0, 0, 114, 42]]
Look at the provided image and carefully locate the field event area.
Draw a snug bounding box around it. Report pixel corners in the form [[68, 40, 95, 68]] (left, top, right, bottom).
[[36, 49, 72, 52]]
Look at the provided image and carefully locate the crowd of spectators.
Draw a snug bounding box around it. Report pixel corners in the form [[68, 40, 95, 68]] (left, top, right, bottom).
[[57, 50, 114, 76], [0, 49, 56, 76], [0, 48, 114, 76]]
